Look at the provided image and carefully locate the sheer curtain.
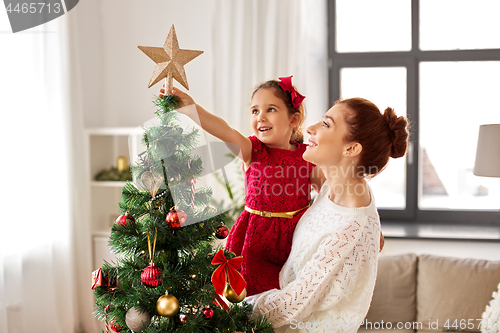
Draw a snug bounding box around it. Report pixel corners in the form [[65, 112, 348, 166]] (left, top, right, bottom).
[[210, 0, 329, 136], [0, 10, 93, 333]]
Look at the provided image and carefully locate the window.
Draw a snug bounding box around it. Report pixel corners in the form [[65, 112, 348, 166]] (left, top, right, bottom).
[[328, 0, 500, 232]]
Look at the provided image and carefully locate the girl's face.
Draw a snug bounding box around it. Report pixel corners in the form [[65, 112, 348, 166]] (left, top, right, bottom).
[[303, 103, 353, 167], [250, 88, 298, 149]]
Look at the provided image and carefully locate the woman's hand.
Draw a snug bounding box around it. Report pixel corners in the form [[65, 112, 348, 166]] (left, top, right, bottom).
[[379, 231, 385, 252], [159, 84, 195, 108]]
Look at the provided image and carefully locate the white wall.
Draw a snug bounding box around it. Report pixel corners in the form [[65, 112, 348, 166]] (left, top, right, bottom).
[[73, 0, 214, 128]]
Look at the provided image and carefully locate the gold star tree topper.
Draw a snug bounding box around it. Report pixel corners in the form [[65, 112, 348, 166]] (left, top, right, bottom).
[[138, 25, 203, 93]]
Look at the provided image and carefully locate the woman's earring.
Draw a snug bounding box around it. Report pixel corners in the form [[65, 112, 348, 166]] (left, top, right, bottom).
[[343, 152, 347, 155]]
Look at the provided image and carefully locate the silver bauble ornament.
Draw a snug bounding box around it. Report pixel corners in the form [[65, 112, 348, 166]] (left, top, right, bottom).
[[125, 307, 151, 332]]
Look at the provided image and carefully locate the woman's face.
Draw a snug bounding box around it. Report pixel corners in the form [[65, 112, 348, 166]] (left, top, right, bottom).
[[303, 103, 353, 167]]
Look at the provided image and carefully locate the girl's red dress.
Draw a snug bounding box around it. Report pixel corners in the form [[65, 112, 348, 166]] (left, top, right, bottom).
[[226, 136, 315, 296]]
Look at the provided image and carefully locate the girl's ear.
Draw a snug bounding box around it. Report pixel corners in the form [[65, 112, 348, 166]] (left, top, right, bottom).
[[289, 113, 300, 128]]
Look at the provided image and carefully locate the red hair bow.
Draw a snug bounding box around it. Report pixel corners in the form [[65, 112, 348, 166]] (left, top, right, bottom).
[[278, 75, 305, 110], [211, 249, 246, 296]]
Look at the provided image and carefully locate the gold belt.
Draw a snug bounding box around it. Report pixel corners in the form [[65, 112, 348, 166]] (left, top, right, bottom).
[[244, 205, 310, 219]]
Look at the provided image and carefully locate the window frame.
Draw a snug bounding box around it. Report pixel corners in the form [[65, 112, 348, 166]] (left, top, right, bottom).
[[327, 0, 500, 233]]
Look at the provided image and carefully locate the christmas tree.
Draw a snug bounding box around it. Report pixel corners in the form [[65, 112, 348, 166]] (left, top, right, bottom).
[[92, 25, 273, 333]]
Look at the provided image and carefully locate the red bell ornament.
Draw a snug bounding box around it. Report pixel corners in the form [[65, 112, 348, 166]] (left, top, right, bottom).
[[141, 263, 162, 287], [115, 214, 136, 227], [166, 207, 187, 230]]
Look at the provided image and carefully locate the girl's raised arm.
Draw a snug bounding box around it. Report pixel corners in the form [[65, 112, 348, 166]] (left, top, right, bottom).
[[166, 87, 253, 166]]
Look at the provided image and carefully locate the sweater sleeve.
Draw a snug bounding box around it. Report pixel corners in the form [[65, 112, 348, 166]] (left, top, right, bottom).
[[245, 217, 368, 328]]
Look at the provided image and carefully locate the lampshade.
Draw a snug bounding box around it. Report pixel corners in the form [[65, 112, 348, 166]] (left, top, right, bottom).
[[473, 124, 500, 177]]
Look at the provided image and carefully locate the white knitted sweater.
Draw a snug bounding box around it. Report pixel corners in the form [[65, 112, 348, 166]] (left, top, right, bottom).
[[246, 181, 381, 333]]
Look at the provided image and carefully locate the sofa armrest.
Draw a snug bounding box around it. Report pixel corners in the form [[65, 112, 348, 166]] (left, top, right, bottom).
[[417, 254, 500, 333]]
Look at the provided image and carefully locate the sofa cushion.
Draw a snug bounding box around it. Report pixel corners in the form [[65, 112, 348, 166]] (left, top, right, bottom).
[[364, 253, 417, 326], [417, 254, 500, 332]]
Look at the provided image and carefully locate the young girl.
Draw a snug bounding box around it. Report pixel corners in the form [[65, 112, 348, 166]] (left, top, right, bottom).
[[160, 76, 324, 296]]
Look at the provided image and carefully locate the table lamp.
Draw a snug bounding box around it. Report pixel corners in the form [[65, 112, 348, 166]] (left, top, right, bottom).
[[474, 124, 500, 178]]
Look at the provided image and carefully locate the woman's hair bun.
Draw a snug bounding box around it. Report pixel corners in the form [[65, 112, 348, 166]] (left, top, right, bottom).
[[383, 107, 409, 159]]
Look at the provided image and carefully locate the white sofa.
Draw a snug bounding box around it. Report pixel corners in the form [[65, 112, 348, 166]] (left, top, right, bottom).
[[359, 253, 500, 333]]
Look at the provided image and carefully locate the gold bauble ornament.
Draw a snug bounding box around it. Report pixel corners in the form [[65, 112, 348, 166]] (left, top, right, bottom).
[[156, 292, 179, 317], [224, 283, 246, 303]]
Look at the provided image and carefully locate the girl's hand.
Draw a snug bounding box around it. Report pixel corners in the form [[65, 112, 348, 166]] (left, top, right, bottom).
[[159, 84, 195, 108]]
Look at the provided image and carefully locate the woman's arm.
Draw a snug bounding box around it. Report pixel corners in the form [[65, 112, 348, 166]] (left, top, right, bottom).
[[167, 87, 252, 165], [246, 219, 369, 328]]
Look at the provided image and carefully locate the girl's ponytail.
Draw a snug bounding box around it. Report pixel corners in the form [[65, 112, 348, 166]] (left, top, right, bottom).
[[290, 103, 305, 143]]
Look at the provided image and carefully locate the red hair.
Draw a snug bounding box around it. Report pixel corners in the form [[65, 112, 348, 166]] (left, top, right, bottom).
[[337, 98, 409, 177]]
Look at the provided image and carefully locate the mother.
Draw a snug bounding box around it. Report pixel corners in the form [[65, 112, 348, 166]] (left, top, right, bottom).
[[245, 97, 409, 332]]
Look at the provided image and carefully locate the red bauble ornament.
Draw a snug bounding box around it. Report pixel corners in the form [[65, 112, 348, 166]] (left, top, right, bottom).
[[110, 321, 124, 332], [215, 225, 228, 239], [115, 214, 136, 227], [201, 307, 214, 319], [141, 264, 162, 287], [166, 208, 187, 230]]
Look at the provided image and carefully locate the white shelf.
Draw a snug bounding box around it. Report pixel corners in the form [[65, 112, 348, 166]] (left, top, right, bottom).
[[87, 127, 138, 333], [86, 127, 143, 236]]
